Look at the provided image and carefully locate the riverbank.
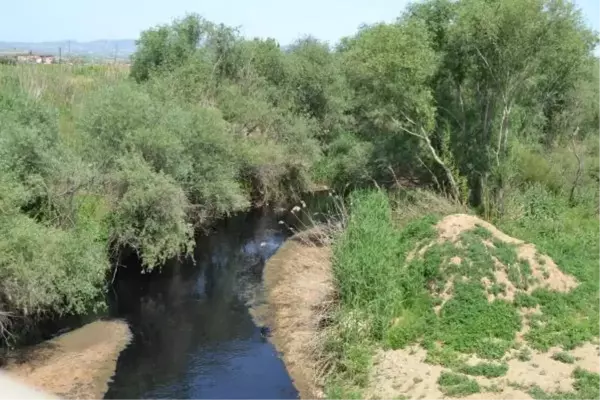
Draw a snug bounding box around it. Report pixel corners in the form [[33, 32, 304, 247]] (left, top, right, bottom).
[[2, 320, 131, 399], [262, 229, 334, 399], [264, 191, 599, 400]]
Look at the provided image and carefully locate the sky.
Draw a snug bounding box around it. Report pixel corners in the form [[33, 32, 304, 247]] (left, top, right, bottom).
[[0, 0, 598, 45]]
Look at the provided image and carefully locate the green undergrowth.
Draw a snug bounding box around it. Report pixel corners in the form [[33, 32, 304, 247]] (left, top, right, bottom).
[[551, 351, 576, 364], [437, 372, 481, 397], [495, 187, 600, 352], [324, 190, 519, 395], [323, 188, 599, 398], [529, 368, 600, 400], [457, 362, 509, 378]]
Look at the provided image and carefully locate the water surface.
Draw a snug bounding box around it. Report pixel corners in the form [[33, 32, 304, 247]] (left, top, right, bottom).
[[104, 209, 299, 399]]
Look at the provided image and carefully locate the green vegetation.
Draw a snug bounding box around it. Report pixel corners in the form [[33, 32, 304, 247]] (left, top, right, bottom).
[[0, 3, 598, 399], [457, 362, 508, 378], [315, 0, 599, 395], [517, 347, 533, 362], [325, 185, 598, 394], [438, 372, 481, 397], [529, 368, 600, 400], [552, 351, 576, 364]]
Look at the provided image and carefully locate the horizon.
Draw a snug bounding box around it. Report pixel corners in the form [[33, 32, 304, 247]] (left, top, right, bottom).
[[0, 0, 598, 47]]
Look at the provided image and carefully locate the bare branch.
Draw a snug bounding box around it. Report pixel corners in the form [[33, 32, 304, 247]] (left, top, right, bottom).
[[0, 310, 15, 345], [416, 155, 442, 192], [390, 117, 461, 201]]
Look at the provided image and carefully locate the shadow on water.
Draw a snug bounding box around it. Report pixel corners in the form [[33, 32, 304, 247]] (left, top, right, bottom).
[[104, 208, 299, 399]]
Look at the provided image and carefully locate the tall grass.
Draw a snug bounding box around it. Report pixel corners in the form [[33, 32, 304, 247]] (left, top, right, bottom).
[[333, 190, 439, 338], [324, 190, 464, 396]]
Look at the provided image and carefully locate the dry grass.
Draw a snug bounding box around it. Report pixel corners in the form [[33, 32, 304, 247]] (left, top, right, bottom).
[[263, 228, 335, 399]]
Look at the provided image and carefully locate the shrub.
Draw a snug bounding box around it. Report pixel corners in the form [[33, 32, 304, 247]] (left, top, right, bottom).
[[107, 156, 194, 270], [0, 213, 107, 318]]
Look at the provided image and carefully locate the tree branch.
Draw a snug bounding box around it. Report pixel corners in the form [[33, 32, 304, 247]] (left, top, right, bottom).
[[391, 117, 461, 201]]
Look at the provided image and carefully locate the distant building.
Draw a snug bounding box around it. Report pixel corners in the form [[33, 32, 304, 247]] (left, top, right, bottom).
[[1, 51, 57, 64]]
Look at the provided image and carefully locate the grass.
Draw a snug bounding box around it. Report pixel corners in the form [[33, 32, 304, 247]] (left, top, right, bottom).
[[434, 281, 520, 359], [551, 351, 576, 364], [332, 190, 439, 345], [437, 372, 481, 397], [424, 344, 465, 368], [517, 347, 532, 361], [514, 292, 539, 308], [458, 362, 509, 378], [323, 178, 599, 397], [495, 189, 599, 351], [529, 367, 600, 399], [324, 190, 523, 394], [324, 190, 460, 394]]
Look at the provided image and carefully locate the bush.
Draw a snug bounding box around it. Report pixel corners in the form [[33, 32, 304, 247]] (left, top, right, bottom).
[[0, 213, 107, 317], [312, 132, 373, 189], [108, 156, 194, 270]]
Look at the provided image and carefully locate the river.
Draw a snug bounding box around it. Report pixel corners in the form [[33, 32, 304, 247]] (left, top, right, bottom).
[[104, 208, 300, 399]]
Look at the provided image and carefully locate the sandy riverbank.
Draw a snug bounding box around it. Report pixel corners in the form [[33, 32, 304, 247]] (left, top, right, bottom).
[[261, 230, 334, 399], [2, 319, 131, 399]]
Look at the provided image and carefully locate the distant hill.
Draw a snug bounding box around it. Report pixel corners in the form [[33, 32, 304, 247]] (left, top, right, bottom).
[[0, 39, 136, 61]]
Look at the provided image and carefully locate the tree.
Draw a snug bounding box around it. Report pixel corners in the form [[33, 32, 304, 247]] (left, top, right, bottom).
[[130, 14, 211, 82], [404, 0, 597, 208], [341, 21, 463, 198]]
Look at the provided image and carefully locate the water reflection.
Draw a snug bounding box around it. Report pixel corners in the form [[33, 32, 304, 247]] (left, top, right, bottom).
[[104, 209, 298, 399]]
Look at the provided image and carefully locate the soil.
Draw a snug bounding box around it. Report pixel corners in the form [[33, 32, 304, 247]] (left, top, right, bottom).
[[261, 229, 333, 399], [435, 214, 578, 297], [2, 319, 131, 399]]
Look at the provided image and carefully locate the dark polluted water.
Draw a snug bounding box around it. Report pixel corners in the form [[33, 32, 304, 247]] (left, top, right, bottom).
[[104, 208, 299, 399]]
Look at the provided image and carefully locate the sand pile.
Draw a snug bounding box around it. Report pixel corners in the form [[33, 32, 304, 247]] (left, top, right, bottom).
[[368, 214, 596, 400], [419, 214, 579, 311]]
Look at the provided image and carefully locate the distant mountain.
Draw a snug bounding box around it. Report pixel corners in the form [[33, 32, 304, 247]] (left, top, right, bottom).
[[0, 39, 136, 60]]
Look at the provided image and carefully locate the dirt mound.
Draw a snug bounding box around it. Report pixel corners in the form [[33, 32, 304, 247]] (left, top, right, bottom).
[[263, 217, 596, 400], [436, 214, 523, 244], [261, 229, 333, 399], [367, 214, 592, 400], [2, 319, 131, 399], [428, 213, 578, 307]]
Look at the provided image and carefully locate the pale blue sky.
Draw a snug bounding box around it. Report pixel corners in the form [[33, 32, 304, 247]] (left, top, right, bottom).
[[0, 0, 598, 44]]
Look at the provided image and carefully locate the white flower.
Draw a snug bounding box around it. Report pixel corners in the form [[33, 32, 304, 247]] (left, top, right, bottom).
[[301, 200, 307, 208], [291, 205, 301, 213], [278, 220, 285, 225]]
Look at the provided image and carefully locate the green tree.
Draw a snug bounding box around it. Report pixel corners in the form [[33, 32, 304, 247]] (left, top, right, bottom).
[[341, 21, 464, 198], [130, 14, 211, 82], [404, 0, 597, 209]]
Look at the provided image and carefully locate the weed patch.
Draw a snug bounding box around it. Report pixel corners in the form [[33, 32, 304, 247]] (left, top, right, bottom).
[[529, 367, 600, 399], [434, 281, 521, 358], [438, 372, 480, 397], [551, 351, 576, 364], [458, 362, 509, 378], [496, 194, 599, 351]]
